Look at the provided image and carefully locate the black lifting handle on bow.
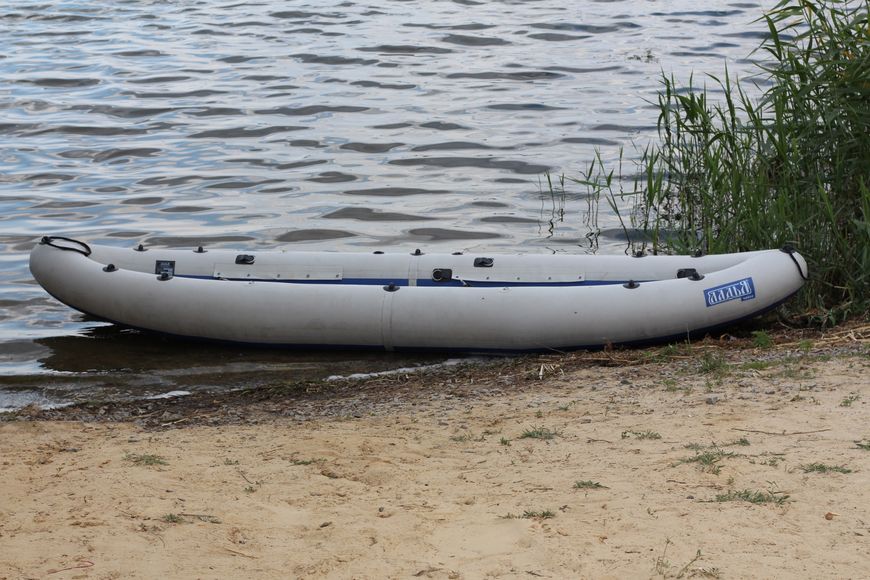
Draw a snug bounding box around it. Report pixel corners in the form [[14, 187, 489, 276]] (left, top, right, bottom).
[[780, 245, 809, 281], [40, 236, 92, 257]]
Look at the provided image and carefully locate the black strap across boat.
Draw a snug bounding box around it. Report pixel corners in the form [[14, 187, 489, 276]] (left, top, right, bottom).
[[40, 236, 92, 257]]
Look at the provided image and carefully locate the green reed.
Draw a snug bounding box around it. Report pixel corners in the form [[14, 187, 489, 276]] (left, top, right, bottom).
[[566, 0, 869, 323]]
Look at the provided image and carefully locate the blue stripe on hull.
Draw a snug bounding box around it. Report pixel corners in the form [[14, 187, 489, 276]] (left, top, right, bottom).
[[176, 274, 635, 288]]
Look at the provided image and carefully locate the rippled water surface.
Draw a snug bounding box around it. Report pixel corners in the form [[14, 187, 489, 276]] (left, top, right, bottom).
[[1, 0, 776, 408]]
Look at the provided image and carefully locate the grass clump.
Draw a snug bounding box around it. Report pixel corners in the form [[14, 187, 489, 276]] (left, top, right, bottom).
[[519, 426, 560, 440], [715, 489, 789, 505], [840, 393, 860, 407], [699, 353, 730, 377], [522, 509, 555, 519], [751, 330, 774, 349], [741, 360, 772, 371], [502, 509, 556, 520], [662, 378, 679, 391], [574, 480, 608, 489], [567, 0, 870, 323], [678, 448, 735, 474], [622, 429, 662, 440], [653, 539, 707, 579], [758, 454, 785, 467], [162, 513, 184, 524], [124, 453, 167, 466], [800, 462, 853, 473], [856, 440, 870, 450]]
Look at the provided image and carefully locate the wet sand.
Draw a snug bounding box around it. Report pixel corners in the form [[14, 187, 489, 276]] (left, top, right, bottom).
[[1, 330, 868, 579]]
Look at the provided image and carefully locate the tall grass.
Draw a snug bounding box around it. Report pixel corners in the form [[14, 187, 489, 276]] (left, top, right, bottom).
[[571, 0, 869, 323]]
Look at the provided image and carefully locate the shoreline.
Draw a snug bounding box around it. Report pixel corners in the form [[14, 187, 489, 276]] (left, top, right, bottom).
[[3, 322, 867, 428], [1, 325, 868, 578]]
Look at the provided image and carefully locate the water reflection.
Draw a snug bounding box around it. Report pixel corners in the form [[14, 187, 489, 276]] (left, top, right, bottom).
[[33, 326, 443, 376], [0, 325, 450, 408]]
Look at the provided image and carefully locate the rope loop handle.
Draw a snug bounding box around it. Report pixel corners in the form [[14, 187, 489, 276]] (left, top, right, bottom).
[[40, 236, 92, 257], [780, 244, 808, 281]]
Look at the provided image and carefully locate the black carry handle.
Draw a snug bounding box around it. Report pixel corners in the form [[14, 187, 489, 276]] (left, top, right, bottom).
[[40, 236, 92, 257], [780, 245, 809, 281]]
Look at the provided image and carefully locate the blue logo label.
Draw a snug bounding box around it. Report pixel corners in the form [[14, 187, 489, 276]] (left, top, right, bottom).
[[704, 277, 756, 307]]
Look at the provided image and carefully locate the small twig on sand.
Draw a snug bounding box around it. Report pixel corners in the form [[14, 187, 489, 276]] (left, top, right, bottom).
[[223, 547, 257, 559], [676, 549, 703, 578], [180, 513, 221, 523], [236, 469, 254, 484], [47, 560, 94, 575], [732, 428, 830, 436], [161, 417, 190, 427]]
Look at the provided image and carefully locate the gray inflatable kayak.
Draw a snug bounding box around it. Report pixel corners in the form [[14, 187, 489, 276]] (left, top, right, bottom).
[[30, 236, 807, 352]]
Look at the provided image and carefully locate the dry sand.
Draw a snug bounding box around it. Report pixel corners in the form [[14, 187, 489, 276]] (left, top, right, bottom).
[[1, 337, 868, 579]]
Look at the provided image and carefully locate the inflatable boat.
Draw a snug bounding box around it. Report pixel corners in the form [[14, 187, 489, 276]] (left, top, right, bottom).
[[29, 236, 807, 352]]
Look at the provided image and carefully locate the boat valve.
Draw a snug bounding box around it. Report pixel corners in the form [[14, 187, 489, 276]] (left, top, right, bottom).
[[623, 280, 640, 289], [432, 268, 453, 282], [102, 264, 117, 272]]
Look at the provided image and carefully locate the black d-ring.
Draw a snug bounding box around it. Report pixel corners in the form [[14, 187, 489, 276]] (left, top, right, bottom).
[[40, 236, 92, 257], [623, 280, 640, 289]]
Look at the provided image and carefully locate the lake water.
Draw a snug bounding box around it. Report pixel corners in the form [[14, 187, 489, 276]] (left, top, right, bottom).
[[0, 0, 775, 409]]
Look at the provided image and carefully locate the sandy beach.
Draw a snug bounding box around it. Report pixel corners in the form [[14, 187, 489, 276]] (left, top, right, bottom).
[[1, 329, 868, 579]]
